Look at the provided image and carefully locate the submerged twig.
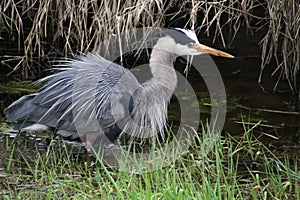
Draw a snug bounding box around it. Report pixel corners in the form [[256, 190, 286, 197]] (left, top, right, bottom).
[[237, 104, 300, 115]]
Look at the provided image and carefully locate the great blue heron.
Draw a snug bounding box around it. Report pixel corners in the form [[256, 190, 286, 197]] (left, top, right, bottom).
[[4, 28, 233, 150]]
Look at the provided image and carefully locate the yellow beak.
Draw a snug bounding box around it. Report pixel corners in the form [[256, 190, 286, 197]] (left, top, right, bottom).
[[194, 43, 234, 58]]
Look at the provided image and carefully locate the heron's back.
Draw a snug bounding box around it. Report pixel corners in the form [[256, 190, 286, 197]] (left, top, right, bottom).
[[4, 53, 139, 140]]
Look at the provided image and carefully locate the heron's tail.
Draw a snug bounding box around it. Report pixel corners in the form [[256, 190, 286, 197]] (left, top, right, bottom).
[[4, 94, 43, 130]]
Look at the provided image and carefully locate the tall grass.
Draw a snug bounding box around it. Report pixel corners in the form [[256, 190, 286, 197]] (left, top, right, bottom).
[[0, 0, 175, 75], [1, 123, 299, 199], [192, 0, 261, 46], [259, 0, 300, 105], [0, 0, 255, 75]]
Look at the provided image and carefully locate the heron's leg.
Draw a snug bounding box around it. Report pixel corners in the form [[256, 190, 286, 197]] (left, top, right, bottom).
[[86, 132, 99, 152]]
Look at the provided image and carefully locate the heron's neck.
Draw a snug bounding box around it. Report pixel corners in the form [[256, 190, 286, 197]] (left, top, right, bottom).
[[148, 44, 177, 93]]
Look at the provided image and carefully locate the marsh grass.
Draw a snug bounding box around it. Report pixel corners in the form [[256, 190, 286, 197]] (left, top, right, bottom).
[[0, 0, 177, 75], [2, 0, 300, 101], [0, 1, 257, 74], [1, 123, 299, 199], [259, 0, 300, 98]]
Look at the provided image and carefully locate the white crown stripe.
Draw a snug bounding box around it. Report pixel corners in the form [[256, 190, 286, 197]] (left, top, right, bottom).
[[174, 28, 200, 44]]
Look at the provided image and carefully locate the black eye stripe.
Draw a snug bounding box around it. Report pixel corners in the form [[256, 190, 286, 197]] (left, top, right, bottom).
[[164, 28, 196, 45]]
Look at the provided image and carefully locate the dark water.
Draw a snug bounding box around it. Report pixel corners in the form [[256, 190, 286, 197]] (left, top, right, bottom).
[[0, 55, 300, 161]]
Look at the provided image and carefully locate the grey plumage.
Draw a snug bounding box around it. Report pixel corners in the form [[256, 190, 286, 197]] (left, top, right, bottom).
[[4, 28, 233, 146]]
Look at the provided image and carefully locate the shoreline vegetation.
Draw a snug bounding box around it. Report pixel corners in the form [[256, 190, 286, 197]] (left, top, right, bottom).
[[0, 122, 299, 199], [1, 0, 299, 99], [1, 1, 300, 198]]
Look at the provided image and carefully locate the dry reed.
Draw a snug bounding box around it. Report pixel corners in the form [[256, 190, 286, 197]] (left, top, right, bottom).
[[0, 0, 174, 75], [260, 0, 300, 98], [0, 0, 254, 75], [1, 0, 300, 105]]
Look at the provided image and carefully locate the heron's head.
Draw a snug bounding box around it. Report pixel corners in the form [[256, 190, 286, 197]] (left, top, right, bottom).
[[164, 28, 234, 58]]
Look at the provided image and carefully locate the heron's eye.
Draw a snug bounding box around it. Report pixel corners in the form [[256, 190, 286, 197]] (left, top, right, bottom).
[[186, 43, 194, 48]]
